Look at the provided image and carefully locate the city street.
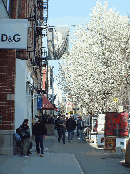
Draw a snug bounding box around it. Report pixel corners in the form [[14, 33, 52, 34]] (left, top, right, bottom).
[[0, 132, 130, 174], [0, 1, 130, 174]]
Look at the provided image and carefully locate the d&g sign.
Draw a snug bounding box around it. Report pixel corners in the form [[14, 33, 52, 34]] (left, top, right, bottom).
[[0, 19, 28, 49], [1, 34, 21, 42]]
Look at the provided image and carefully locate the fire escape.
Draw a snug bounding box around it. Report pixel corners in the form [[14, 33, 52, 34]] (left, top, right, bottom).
[[35, 0, 49, 94], [14, 0, 49, 98]]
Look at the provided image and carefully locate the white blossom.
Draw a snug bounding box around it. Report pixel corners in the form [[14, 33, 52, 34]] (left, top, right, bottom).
[[56, 1, 130, 114]]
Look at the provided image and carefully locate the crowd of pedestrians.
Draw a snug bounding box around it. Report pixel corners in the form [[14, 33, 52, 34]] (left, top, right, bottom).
[[14, 114, 85, 158], [55, 115, 85, 144]]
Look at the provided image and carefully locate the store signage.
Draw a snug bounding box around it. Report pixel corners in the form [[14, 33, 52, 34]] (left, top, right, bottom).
[[0, 19, 28, 49], [1, 34, 21, 42], [37, 97, 42, 110]]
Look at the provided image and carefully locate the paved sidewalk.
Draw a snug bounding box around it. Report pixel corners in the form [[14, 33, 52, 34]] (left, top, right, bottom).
[[0, 134, 84, 174], [0, 152, 83, 174], [0, 132, 130, 174]]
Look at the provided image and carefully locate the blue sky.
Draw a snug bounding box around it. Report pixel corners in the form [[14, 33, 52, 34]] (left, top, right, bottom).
[[48, 0, 130, 24], [48, 0, 130, 100]]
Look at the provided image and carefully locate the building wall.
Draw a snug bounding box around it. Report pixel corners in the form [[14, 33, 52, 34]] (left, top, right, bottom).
[[0, 49, 16, 130], [0, 0, 47, 155], [15, 59, 27, 130], [0, 49, 16, 155]]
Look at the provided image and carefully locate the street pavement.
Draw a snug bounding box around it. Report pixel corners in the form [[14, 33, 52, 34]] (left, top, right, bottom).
[[0, 131, 130, 174]]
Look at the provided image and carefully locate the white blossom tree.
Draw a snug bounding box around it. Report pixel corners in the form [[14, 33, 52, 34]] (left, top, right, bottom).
[[56, 1, 130, 114]]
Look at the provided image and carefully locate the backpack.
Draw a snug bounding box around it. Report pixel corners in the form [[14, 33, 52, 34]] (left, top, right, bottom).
[[19, 125, 30, 139], [14, 132, 21, 146]]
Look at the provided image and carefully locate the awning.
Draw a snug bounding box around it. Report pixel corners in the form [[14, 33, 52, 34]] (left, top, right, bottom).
[[42, 95, 55, 110]]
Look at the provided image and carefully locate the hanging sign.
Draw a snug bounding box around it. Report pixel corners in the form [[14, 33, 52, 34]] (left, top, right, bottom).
[[0, 19, 28, 49], [37, 97, 42, 110]]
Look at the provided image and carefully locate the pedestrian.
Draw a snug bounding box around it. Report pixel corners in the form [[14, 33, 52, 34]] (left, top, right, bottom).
[[73, 118, 76, 135], [41, 114, 48, 125], [76, 117, 80, 136], [66, 115, 76, 142], [58, 116, 66, 144], [19, 119, 31, 157], [77, 116, 84, 143], [48, 116, 55, 124], [32, 118, 47, 157], [55, 116, 60, 133], [66, 117, 68, 122], [46, 115, 50, 124]]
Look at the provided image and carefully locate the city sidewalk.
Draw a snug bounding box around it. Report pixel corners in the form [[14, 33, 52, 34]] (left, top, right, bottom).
[[0, 152, 83, 174], [0, 132, 130, 174], [0, 134, 83, 174]]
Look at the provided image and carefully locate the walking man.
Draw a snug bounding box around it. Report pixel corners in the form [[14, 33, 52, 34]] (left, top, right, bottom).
[[48, 116, 55, 124], [77, 116, 84, 143], [55, 116, 60, 134], [58, 116, 66, 144], [66, 115, 76, 142], [32, 118, 47, 157]]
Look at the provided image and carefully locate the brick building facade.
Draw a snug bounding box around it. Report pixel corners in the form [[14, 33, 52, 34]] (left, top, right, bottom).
[[0, 0, 48, 155]]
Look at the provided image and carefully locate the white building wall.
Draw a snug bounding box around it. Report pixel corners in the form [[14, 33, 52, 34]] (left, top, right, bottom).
[[26, 87, 32, 136], [15, 59, 27, 130], [26, 69, 33, 136], [33, 89, 38, 118]]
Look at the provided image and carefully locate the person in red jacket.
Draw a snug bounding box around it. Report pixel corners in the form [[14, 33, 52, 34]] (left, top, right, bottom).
[[32, 118, 47, 157]]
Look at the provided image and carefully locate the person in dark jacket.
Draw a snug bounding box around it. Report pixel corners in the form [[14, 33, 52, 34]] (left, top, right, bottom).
[[32, 118, 47, 157], [77, 116, 84, 143], [41, 114, 48, 125], [48, 116, 55, 124], [58, 116, 66, 144], [19, 119, 31, 157], [55, 116, 60, 132], [66, 116, 76, 142]]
